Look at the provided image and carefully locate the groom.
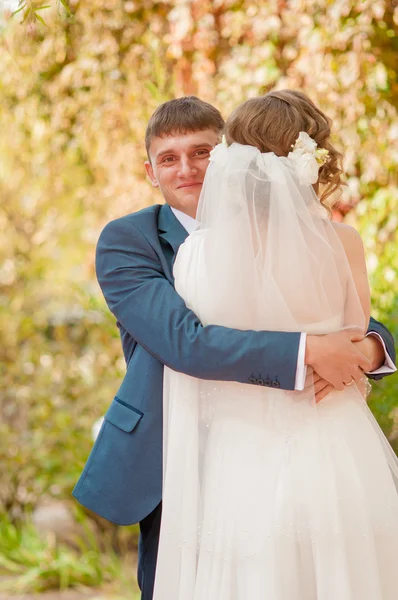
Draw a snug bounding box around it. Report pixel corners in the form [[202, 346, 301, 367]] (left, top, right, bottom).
[[73, 96, 396, 599]]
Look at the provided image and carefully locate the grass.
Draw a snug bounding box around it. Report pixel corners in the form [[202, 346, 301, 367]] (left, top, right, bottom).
[[0, 514, 138, 595]]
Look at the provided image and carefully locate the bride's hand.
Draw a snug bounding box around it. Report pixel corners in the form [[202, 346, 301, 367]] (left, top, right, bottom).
[[305, 329, 372, 391], [310, 372, 335, 403], [305, 371, 335, 403], [311, 371, 370, 403]]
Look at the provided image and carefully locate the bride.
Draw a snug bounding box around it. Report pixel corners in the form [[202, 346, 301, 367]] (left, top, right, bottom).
[[153, 91, 398, 599]]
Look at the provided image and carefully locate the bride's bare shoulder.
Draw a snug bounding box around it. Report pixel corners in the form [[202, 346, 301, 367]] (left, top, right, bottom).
[[331, 221, 364, 256], [331, 220, 360, 237]]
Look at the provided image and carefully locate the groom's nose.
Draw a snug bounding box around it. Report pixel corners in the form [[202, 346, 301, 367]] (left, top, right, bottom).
[[178, 156, 198, 177]]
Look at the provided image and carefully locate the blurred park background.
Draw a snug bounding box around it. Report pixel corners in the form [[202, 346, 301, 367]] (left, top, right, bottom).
[[0, 0, 397, 597]]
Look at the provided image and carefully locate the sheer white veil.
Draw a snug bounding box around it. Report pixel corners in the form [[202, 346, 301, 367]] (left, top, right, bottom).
[[193, 141, 365, 334]]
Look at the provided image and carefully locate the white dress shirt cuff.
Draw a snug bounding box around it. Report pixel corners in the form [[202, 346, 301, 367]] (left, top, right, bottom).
[[294, 332, 307, 391], [365, 332, 396, 375]]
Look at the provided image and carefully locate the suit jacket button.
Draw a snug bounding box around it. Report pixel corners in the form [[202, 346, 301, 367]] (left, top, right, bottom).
[[272, 380, 280, 388], [248, 377, 257, 384], [264, 379, 272, 387], [257, 378, 264, 386]]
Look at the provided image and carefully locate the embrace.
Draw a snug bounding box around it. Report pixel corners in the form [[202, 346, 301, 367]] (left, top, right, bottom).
[[73, 91, 398, 600]]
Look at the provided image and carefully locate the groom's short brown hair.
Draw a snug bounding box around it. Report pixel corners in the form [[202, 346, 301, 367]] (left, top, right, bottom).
[[145, 96, 224, 158]]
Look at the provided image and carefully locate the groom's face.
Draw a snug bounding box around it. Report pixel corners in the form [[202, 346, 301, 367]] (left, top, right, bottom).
[[145, 129, 220, 218]]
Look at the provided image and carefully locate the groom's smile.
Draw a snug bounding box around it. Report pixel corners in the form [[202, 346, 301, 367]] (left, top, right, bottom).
[[145, 129, 221, 218], [176, 182, 202, 189]]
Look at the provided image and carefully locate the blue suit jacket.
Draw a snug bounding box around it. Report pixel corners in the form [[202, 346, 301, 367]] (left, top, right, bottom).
[[72, 203, 396, 525]]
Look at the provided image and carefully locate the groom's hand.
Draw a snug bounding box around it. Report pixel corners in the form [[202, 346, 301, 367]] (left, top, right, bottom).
[[309, 335, 384, 402], [354, 335, 385, 372], [305, 329, 372, 391]]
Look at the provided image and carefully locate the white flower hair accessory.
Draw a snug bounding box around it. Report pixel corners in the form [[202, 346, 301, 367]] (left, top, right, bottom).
[[209, 135, 229, 165], [287, 131, 329, 185]]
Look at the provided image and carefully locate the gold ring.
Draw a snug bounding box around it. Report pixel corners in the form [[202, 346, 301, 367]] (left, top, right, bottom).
[[344, 379, 354, 386]]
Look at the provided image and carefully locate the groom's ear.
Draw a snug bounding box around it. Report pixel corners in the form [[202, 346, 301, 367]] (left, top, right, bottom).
[[145, 160, 159, 188]]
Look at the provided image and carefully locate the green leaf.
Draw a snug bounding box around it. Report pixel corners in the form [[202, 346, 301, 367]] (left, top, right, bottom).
[[34, 11, 49, 28], [11, 3, 26, 17], [35, 5, 52, 10], [20, 6, 31, 23], [58, 0, 71, 15]]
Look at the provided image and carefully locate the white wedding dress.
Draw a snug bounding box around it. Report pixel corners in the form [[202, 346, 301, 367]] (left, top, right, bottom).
[[153, 144, 398, 600]]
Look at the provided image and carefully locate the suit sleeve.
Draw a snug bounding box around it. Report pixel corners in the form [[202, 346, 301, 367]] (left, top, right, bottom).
[[366, 317, 396, 380], [95, 218, 301, 390]]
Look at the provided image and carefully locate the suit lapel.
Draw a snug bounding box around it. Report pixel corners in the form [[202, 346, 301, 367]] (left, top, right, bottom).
[[158, 204, 189, 279]]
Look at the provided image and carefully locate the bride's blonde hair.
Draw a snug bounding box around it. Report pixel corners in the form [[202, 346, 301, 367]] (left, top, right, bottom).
[[225, 90, 344, 210]]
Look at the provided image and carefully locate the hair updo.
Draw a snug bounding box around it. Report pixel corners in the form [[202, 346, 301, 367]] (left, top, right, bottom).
[[225, 90, 344, 210]]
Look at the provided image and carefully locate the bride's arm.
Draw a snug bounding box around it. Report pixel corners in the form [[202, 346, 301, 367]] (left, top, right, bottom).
[[332, 221, 396, 380], [312, 222, 395, 403], [332, 222, 371, 325]]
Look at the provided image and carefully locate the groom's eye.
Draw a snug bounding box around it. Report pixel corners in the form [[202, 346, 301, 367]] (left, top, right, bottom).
[[161, 156, 176, 163], [194, 149, 210, 157]]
